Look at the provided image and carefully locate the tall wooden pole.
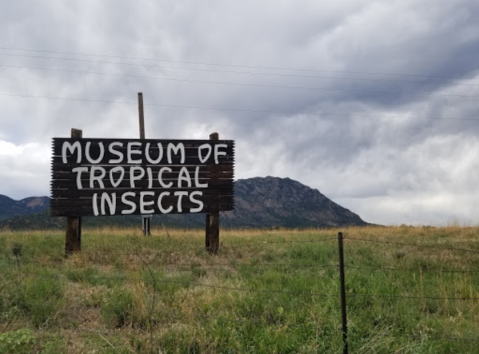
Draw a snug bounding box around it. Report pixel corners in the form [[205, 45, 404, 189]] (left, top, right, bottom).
[[65, 128, 83, 256], [138, 92, 151, 236], [138, 92, 145, 139], [206, 132, 220, 254]]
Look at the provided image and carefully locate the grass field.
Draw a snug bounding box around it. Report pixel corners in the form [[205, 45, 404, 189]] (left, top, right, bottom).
[[1, 226, 478, 353]]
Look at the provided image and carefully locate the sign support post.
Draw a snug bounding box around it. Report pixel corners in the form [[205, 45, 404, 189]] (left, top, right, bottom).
[[138, 92, 151, 236], [206, 132, 220, 254], [65, 128, 83, 256]]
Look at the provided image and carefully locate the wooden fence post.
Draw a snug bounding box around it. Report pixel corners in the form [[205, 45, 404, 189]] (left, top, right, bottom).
[[206, 132, 220, 254], [338, 232, 349, 354], [65, 128, 83, 256]]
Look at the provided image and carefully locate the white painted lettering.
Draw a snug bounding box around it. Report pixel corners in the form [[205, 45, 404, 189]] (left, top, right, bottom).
[[198, 143, 212, 163], [167, 143, 185, 164], [62, 141, 81, 163], [72, 166, 88, 189], [130, 166, 145, 188], [108, 142, 124, 163], [214, 144, 228, 164], [178, 166, 192, 188], [147, 167, 153, 189], [158, 167, 173, 188], [127, 142, 142, 163], [189, 191, 203, 213], [158, 191, 173, 213], [85, 142, 104, 164], [145, 143, 163, 164], [194, 166, 208, 188], [109, 166, 125, 188], [90, 166, 106, 189], [174, 191, 188, 213], [121, 192, 136, 215], [140, 191, 155, 214], [92, 193, 99, 216], [101, 192, 116, 215]]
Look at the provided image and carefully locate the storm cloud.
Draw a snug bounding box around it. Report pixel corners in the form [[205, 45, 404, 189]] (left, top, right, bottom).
[[1, 0, 479, 225]]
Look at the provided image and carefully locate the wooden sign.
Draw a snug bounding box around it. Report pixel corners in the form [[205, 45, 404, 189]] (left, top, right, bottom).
[[51, 138, 235, 216]]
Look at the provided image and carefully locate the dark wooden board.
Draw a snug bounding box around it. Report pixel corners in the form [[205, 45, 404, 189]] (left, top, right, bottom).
[[51, 137, 235, 217], [51, 165, 234, 180], [52, 195, 234, 206], [52, 156, 234, 166], [51, 163, 234, 172], [51, 178, 234, 190], [51, 193, 234, 216]]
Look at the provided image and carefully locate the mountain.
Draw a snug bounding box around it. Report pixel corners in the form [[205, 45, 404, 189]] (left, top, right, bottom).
[[0, 176, 368, 230], [221, 176, 366, 227], [0, 195, 51, 221]]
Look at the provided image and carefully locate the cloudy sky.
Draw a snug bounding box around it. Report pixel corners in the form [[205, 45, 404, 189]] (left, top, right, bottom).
[[1, 0, 479, 226]]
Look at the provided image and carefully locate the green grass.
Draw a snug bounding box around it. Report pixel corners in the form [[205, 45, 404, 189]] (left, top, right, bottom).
[[0, 226, 478, 353]]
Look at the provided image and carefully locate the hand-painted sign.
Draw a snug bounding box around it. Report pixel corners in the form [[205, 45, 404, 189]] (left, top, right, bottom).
[[51, 138, 235, 216]]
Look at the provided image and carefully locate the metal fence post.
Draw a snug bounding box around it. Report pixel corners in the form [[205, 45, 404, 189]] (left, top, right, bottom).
[[338, 232, 349, 354]]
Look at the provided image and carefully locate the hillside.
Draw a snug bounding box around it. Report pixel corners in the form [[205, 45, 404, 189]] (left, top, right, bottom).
[[0, 176, 368, 230], [222, 176, 365, 227], [0, 195, 50, 221]]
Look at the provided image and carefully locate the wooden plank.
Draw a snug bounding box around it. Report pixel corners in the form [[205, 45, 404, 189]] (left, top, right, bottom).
[[50, 173, 233, 189], [65, 128, 82, 256], [51, 193, 234, 205], [51, 192, 235, 201], [52, 138, 235, 157], [52, 200, 233, 211], [52, 137, 235, 147], [52, 144, 235, 159], [51, 163, 234, 173], [51, 165, 234, 179], [51, 186, 234, 198], [51, 200, 235, 210], [51, 202, 234, 216], [51, 185, 234, 195], [51, 174, 234, 187], [52, 156, 235, 166], [51, 176, 235, 186], [51, 201, 235, 212]]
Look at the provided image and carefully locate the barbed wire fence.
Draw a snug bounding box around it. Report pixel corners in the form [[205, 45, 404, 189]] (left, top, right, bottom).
[[1, 233, 479, 353]]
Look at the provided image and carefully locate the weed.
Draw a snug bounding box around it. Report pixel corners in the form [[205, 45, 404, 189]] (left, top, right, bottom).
[[15, 275, 64, 327], [0, 328, 36, 354], [101, 288, 134, 328]]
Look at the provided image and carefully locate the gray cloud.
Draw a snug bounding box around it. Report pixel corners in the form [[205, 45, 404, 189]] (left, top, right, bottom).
[[1, 0, 479, 225]]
